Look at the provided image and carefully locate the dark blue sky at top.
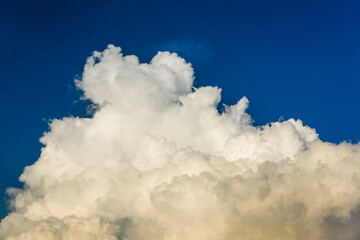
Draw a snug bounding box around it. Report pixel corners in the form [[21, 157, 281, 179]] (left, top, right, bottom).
[[0, 0, 359, 218]]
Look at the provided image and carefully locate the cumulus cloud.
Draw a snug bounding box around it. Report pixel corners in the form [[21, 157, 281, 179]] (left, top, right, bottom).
[[1, 45, 360, 240]]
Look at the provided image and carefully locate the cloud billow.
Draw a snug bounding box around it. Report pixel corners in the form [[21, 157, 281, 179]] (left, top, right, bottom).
[[1, 45, 360, 240]]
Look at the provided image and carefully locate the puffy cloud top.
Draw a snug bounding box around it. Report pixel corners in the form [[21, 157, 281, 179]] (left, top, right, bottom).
[[1, 45, 360, 240]]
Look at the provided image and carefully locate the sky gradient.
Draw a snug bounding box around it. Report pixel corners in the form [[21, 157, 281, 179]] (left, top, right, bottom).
[[0, 0, 359, 220]]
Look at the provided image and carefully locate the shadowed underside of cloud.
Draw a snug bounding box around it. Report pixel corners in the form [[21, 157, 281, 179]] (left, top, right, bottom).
[[1, 45, 360, 240]]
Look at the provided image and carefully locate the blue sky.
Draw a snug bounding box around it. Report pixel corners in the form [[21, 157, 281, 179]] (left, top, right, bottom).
[[0, 0, 359, 218]]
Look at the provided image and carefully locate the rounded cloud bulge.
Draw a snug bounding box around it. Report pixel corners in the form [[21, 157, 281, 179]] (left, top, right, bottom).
[[1, 45, 360, 240]]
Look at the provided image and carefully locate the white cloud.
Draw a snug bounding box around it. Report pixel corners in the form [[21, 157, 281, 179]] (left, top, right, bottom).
[[1, 45, 360, 239]]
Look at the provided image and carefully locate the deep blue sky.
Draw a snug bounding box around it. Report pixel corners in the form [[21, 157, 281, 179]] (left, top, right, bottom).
[[0, 0, 359, 218]]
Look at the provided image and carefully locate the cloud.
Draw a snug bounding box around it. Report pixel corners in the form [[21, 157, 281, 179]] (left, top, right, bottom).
[[1, 45, 360, 239]]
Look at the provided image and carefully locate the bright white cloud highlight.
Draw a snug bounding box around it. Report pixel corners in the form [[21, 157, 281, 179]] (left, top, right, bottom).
[[1, 45, 360, 240]]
